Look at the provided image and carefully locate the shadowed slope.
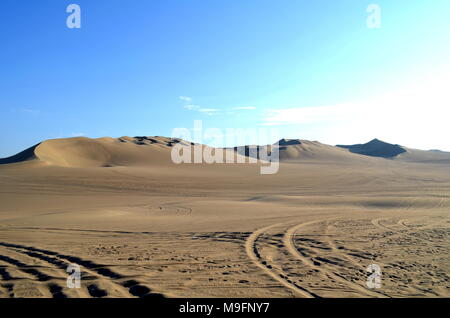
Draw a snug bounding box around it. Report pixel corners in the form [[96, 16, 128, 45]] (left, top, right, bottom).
[[0, 144, 40, 164], [337, 139, 406, 158]]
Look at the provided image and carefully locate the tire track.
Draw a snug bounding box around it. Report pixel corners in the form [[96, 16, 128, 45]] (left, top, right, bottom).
[[0, 254, 52, 282], [396, 218, 425, 232], [244, 223, 317, 298], [5, 247, 110, 298], [371, 218, 433, 243], [0, 266, 15, 298], [0, 242, 164, 299], [284, 222, 385, 298], [1, 282, 14, 298], [0, 252, 66, 298], [434, 196, 445, 209], [324, 223, 368, 271]]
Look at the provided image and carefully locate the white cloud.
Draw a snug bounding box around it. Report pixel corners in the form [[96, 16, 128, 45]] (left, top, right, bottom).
[[184, 104, 200, 110], [198, 108, 220, 113], [179, 96, 258, 116], [233, 106, 257, 110], [183, 104, 219, 115], [262, 68, 450, 150], [197, 108, 220, 116], [71, 132, 85, 137], [179, 96, 192, 103], [180, 96, 236, 116]]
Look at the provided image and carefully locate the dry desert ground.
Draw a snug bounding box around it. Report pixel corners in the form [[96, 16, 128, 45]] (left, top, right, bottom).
[[0, 136, 449, 298]]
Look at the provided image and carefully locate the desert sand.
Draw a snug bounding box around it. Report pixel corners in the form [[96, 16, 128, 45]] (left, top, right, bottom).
[[0, 136, 449, 298]]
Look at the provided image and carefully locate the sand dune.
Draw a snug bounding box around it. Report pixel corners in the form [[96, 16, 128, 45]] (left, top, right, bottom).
[[232, 139, 372, 162], [227, 138, 386, 163], [396, 147, 450, 163], [1, 136, 187, 168], [337, 138, 450, 163], [337, 138, 406, 158], [1, 136, 250, 168], [275, 139, 375, 162], [3, 136, 450, 168]]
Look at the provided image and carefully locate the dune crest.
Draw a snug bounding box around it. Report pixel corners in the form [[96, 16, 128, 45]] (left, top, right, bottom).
[[0, 136, 187, 168]]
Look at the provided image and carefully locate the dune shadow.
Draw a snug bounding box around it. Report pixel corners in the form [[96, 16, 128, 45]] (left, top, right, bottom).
[[0, 143, 40, 165]]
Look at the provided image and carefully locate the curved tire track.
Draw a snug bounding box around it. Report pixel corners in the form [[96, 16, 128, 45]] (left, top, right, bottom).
[[284, 222, 385, 298], [0, 242, 164, 298], [244, 223, 317, 298], [371, 218, 433, 243], [324, 223, 367, 271]]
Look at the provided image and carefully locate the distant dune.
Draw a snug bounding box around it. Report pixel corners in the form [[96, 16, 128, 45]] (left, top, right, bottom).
[[227, 138, 450, 164], [230, 138, 380, 163], [275, 139, 372, 162], [337, 138, 450, 163], [1, 136, 450, 168], [396, 147, 450, 163], [336, 138, 406, 158]]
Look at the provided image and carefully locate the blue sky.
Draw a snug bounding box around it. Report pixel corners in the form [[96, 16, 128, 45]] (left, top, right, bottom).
[[1, 0, 450, 157]]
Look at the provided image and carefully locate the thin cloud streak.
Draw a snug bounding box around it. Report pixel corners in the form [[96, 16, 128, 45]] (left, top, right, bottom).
[[179, 96, 192, 102], [180, 96, 257, 116], [232, 106, 257, 110]]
